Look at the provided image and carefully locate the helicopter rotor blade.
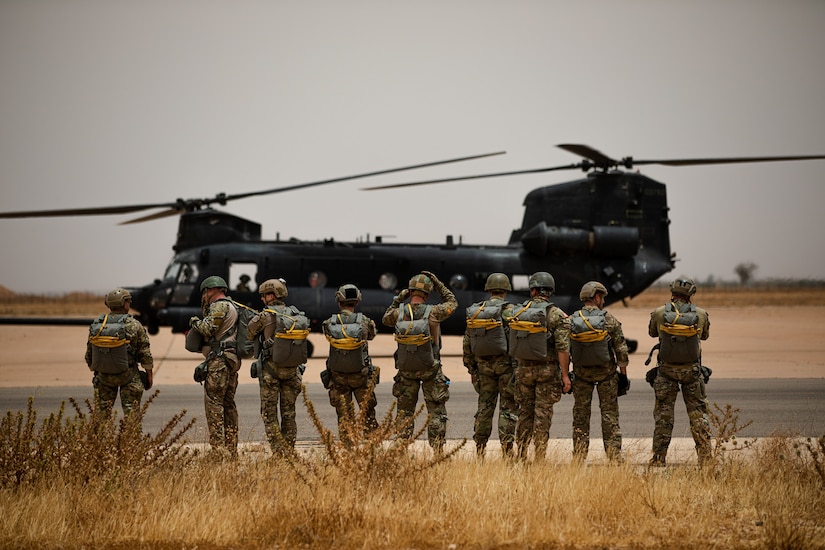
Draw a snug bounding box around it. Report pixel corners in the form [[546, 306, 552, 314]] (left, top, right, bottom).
[[557, 144, 617, 166], [0, 202, 179, 220], [223, 151, 507, 201], [631, 154, 825, 167], [119, 207, 186, 225], [361, 163, 583, 190]]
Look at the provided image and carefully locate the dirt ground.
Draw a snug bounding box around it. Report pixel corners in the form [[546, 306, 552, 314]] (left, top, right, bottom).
[[1, 301, 823, 387]]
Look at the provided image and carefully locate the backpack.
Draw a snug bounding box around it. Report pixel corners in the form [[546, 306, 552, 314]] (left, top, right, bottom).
[[394, 304, 435, 371], [658, 301, 701, 363], [508, 300, 549, 361], [264, 305, 310, 367], [569, 308, 612, 366], [466, 300, 508, 357], [325, 312, 370, 373], [88, 313, 132, 374], [216, 298, 257, 360]]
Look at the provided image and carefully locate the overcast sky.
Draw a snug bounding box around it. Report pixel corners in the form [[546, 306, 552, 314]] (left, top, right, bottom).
[[1, 0, 824, 295]]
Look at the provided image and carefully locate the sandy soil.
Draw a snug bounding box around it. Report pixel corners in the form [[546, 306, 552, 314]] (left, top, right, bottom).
[[1, 304, 823, 388]]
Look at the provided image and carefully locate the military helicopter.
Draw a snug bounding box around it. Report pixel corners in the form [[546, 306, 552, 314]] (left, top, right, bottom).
[[2, 144, 824, 357]]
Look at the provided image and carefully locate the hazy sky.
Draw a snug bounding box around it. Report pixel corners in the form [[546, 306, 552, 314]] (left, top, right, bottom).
[[2, 0, 824, 294]]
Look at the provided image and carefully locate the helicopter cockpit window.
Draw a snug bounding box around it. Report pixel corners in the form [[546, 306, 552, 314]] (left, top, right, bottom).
[[308, 271, 327, 289], [379, 273, 397, 291], [166, 263, 197, 284], [449, 274, 469, 291]]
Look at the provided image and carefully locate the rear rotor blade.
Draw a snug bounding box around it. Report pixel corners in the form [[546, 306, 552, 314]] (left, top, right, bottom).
[[0, 202, 178, 219]]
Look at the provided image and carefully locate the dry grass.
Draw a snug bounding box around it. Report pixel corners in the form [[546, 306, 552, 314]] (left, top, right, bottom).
[[1, 392, 824, 549]]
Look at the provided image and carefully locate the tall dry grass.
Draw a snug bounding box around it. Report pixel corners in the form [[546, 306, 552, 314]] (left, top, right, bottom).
[[1, 391, 824, 549]]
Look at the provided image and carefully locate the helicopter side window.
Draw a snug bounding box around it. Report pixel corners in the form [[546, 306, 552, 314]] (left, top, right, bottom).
[[229, 263, 258, 292], [178, 264, 197, 284], [449, 273, 469, 291], [308, 271, 327, 289], [379, 272, 397, 291], [511, 274, 530, 292]]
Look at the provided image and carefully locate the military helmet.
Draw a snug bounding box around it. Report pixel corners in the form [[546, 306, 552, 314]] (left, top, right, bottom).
[[579, 281, 608, 301], [335, 283, 362, 303], [484, 272, 512, 292], [408, 274, 434, 294], [259, 278, 288, 298], [670, 276, 697, 297], [239, 274, 250, 282], [200, 275, 228, 292], [105, 288, 132, 309], [528, 271, 555, 293]]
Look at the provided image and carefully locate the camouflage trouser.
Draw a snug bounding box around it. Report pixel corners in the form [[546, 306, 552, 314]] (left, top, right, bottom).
[[392, 365, 450, 449], [329, 369, 378, 436], [572, 369, 621, 460], [203, 356, 239, 454], [260, 362, 302, 453], [473, 355, 517, 448], [515, 361, 562, 460], [652, 365, 711, 462], [93, 367, 144, 420]]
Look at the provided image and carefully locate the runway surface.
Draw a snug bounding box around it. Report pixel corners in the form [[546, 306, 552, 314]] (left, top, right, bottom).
[[3, 378, 823, 447]]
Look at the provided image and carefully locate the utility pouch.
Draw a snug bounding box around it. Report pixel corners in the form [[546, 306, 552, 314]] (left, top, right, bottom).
[[185, 329, 204, 353], [320, 368, 331, 389], [194, 360, 209, 384], [645, 366, 658, 388]]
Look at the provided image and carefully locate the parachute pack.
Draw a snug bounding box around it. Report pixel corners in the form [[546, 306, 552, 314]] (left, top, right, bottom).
[[466, 300, 508, 357], [658, 301, 701, 363], [88, 313, 131, 374], [229, 299, 257, 360], [264, 304, 310, 367], [394, 304, 435, 371], [508, 300, 549, 361], [325, 312, 369, 373], [569, 308, 612, 366]]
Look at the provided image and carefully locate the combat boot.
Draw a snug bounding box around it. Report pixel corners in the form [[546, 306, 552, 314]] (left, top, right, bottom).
[[501, 441, 514, 459], [649, 454, 666, 467], [475, 443, 486, 460]]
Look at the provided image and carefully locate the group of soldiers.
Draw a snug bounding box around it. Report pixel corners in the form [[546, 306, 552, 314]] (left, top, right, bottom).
[[86, 271, 711, 466]]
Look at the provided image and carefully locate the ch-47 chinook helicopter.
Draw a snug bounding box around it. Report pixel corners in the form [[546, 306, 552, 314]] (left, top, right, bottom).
[[2, 144, 824, 356]]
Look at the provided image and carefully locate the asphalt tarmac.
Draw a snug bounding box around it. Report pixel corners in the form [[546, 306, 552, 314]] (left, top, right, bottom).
[[3, 378, 824, 446]]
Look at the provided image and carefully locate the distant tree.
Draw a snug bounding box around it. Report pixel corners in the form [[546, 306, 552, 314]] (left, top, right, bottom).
[[734, 262, 758, 285]]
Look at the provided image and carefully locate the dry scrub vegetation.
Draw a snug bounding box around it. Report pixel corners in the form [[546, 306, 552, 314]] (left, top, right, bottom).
[[2, 390, 825, 549]]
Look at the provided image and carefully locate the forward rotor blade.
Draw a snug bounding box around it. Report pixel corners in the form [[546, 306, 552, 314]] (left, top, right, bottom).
[[119, 207, 185, 225], [632, 154, 825, 167], [225, 151, 507, 201], [361, 163, 583, 190], [557, 144, 617, 165], [0, 202, 177, 219]]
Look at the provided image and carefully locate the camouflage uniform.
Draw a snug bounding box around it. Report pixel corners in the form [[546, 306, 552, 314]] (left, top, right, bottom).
[[570, 305, 629, 461], [191, 299, 240, 454], [462, 297, 518, 454], [383, 279, 457, 451], [514, 297, 571, 460], [85, 314, 153, 419], [649, 297, 711, 465], [322, 308, 379, 434], [248, 302, 303, 454]]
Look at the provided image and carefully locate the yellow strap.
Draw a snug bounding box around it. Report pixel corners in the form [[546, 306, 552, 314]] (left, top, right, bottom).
[[466, 317, 502, 330], [660, 323, 699, 337], [90, 314, 129, 347], [275, 328, 310, 340], [509, 319, 547, 334], [394, 333, 432, 346]]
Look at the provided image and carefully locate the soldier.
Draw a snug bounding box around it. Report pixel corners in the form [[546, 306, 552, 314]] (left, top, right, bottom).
[[509, 271, 571, 461], [189, 276, 240, 457], [382, 270, 457, 454], [85, 288, 153, 421], [648, 276, 712, 467], [236, 274, 252, 292], [462, 273, 518, 459], [322, 284, 379, 439], [569, 281, 629, 463], [247, 278, 308, 455]]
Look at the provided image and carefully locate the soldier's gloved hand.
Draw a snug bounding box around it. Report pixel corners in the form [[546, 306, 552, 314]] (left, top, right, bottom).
[[618, 373, 630, 396], [421, 270, 444, 287], [189, 316, 200, 328], [394, 288, 410, 304]]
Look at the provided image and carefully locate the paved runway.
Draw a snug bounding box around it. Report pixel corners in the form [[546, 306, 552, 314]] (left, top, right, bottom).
[[3, 379, 823, 447]]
